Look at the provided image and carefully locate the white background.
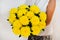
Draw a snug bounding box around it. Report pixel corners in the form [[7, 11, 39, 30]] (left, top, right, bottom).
[[53, 0, 60, 40]]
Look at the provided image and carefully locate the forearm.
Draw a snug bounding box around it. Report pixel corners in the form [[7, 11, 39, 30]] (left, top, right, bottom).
[[46, 0, 56, 26]]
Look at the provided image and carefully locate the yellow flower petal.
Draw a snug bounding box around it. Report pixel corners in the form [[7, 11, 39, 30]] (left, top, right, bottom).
[[20, 16, 29, 25], [18, 4, 29, 9], [21, 26, 31, 37], [10, 8, 17, 14]]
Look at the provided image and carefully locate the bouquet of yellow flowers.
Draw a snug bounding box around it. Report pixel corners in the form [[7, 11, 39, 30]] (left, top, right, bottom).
[[7, 4, 47, 38]]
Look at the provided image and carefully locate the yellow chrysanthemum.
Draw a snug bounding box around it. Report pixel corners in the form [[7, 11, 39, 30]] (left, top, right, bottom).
[[30, 5, 40, 13], [31, 26, 41, 35], [21, 26, 31, 37], [31, 16, 40, 25], [38, 21, 46, 29], [26, 11, 34, 19], [13, 20, 22, 29], [18, 4, 29, 9], [8, 4, 47, 37], [10, 8, 17, 14], [20, 9, 27, 15], [20, 16, 29, 25], [12, 27, 21, 35], [17, 9, 27, 17], [17, 10, 24, 17], [39, 11, 47, 21], [8, 14, 16, 24]]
